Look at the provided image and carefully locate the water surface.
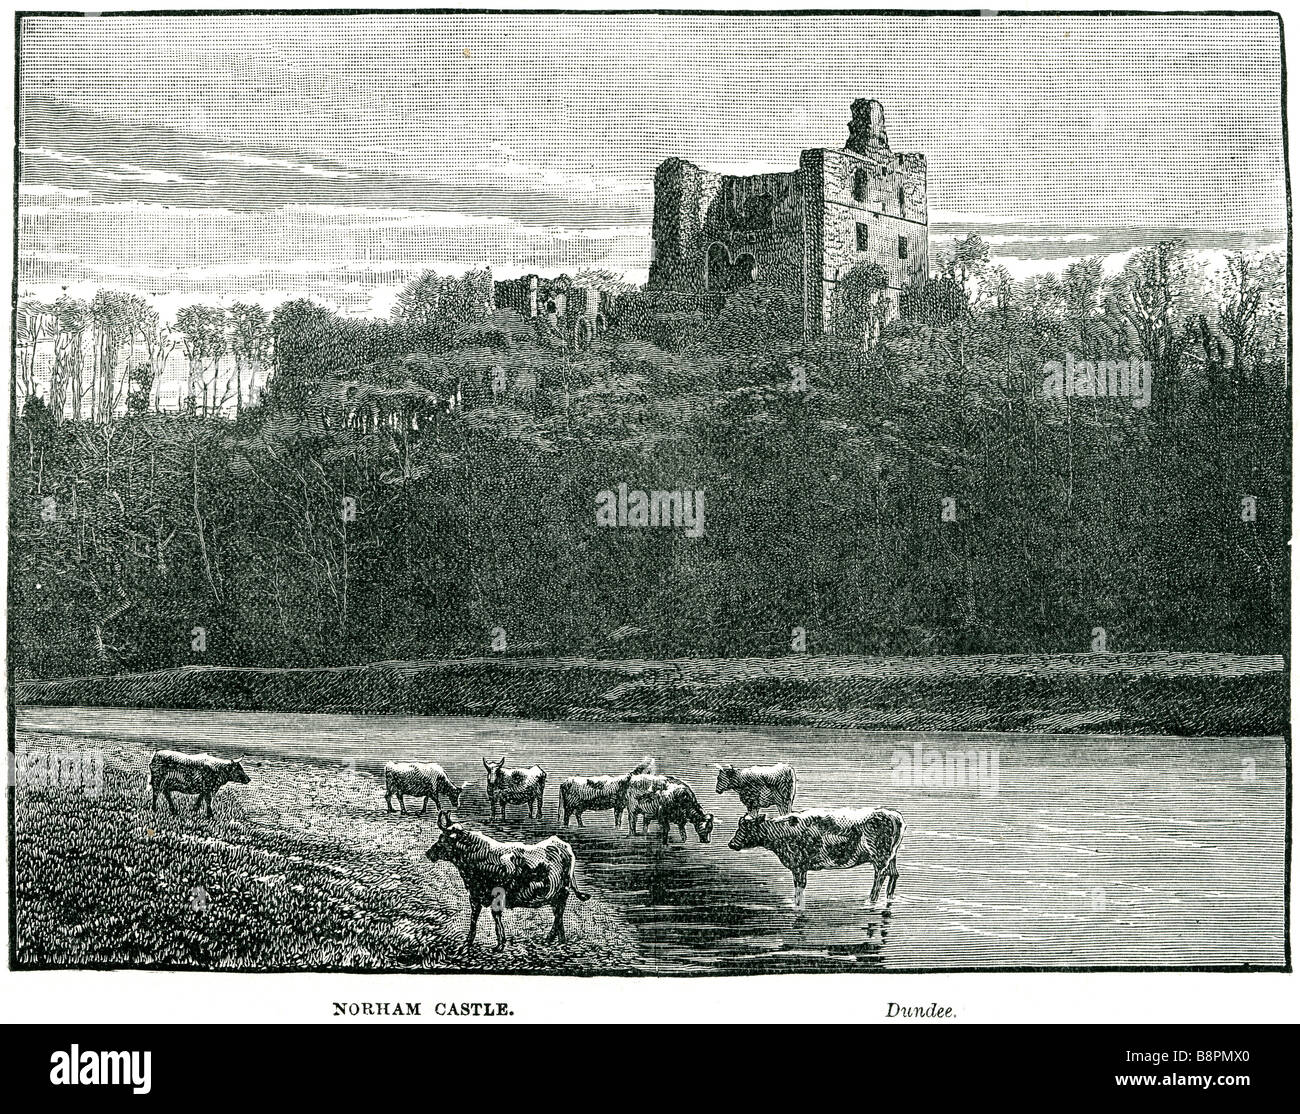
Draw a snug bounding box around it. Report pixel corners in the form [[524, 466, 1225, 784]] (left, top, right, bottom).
[[15, 707, 1287, 972]]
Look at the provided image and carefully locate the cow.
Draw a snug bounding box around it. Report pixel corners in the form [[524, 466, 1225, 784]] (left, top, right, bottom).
[[384, 762, 470, 816], [483, 757, 547, 819], [149, 750, 251, 818], [425, 810, 591, 949], [559, 756, 655, 827], [625, 774, 715, 844], [714, 762, 797, 815], [728, 807, 905, 910]]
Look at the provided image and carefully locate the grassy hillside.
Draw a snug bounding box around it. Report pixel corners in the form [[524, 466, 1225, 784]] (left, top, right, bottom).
[[13, 651, 1288, 736]]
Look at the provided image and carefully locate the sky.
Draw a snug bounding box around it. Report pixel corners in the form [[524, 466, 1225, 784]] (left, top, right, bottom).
[[16, 11, 1288, 320]]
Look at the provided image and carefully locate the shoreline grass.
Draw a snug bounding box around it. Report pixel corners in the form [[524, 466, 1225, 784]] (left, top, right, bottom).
[[12, 732, 644, 973]]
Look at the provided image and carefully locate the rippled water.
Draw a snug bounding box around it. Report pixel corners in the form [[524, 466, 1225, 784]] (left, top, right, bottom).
[[15, 707, 1287, 972]]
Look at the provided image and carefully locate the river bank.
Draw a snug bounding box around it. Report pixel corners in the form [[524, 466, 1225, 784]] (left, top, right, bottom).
[[12, 650, 1288, 737], [12, 731, 643, 972]]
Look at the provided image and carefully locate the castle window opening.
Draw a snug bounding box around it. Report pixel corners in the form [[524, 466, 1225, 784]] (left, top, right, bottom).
[[730, 191, 775, 231], [898, 236, 908, 260], [706, 244, 757, 292], [853, 167, 870, 203], [897, 187, 905, 210], [856, 222, 870, 252]]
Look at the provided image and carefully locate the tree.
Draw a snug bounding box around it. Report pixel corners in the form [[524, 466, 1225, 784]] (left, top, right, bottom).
[[16, 299, 51, 409], [175, 305, 228, 414], [900, 277, 968, 328], [230, 302, 272, 412], [90, 291, 147, 423], [1060, 258, 1108, 357], [126, 362, 156, 415], [141, 314, 179, 412], [268, 299, 340, 416], [836, 262, 889, 349], [571, 268, 637, 297], [52, 296, 90, 422], [936, 233, 990, 298], [1107, 240, 1205, 405], [1216, 251, 1285, 387], [394, 268, 493, 351]]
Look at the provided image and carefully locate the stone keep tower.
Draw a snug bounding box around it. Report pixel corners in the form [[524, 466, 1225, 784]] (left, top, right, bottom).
[[648, 99, 928, 335]]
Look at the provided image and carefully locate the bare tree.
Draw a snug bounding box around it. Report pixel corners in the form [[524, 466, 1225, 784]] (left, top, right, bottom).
[[16, 299, 51, 408], [1107, 240, 1204, 405], [1217, 251, 1285, 386], [52, 295, 90, 422]]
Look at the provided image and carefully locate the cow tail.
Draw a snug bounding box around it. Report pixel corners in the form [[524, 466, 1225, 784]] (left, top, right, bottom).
[[567, 856, 591, 901], [888, 814, 906, 866]]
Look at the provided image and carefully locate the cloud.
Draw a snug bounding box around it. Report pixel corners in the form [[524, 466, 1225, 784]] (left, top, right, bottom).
[[275, 202, 515, 229], [90, 163, 195, 185], [18, 182, 91, 200], [17, 189, 651, 314], [20, 145, 91, 165], [201, 151, 360, 179], [18, 95, 650, 228], [482, 141, 647, 197]]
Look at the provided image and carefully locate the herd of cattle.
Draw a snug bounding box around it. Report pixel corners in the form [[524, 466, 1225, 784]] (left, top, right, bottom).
[[148, 749, 905, 951]]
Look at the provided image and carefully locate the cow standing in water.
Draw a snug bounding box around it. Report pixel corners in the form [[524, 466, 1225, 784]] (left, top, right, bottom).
[[714, 762, 797, 815], [728, 808, 905, 910], [559, 757, 655, 827], [150, 751, 251, 818], [625, 775, 715, 844], [483, 757, 547, 820]]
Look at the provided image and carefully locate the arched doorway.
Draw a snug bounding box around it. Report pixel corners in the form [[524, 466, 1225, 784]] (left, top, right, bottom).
[[706, 244, 758, 292]]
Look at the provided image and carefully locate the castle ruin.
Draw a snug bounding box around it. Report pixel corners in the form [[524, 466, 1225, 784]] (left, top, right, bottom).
[[493, 273, 615, 349], [647, 99, 928, 335]]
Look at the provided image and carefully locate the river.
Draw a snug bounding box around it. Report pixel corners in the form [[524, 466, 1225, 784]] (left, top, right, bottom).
[[14, 706, 1287, 973]]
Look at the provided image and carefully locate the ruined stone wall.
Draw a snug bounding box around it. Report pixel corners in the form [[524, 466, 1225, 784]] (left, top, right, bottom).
[[648, 157, 722, 292], [650, 160, 803, 308], [804, 147, 928, 332], [701, 169, 803, 306], [494, 274, 539, 317], [649, 102, 929, 337], [799, 150, 826, 337]]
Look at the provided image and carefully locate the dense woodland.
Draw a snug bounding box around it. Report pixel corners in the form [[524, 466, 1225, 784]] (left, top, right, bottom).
[[8, 238, 1289, 680]]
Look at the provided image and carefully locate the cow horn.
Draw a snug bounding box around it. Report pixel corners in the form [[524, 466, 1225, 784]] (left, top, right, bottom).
[[438, 810, 452, 830], [483, 757, 493, 772]]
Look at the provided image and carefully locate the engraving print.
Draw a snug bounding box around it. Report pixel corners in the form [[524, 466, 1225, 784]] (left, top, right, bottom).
[[8, 11, 1288, 975]]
